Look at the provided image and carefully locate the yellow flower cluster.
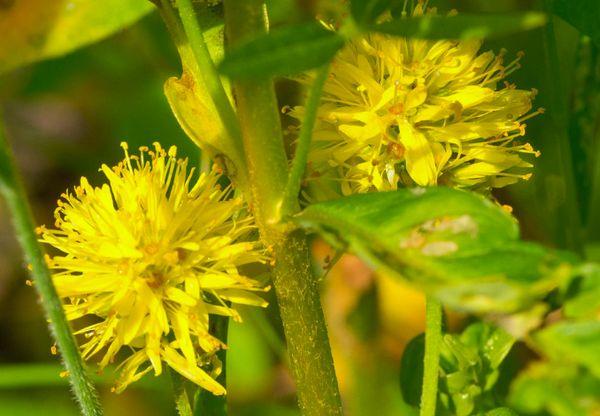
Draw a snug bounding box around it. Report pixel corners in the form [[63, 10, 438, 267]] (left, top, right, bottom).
[[289, 5, 541, 199], [38, 143, 266, 394]]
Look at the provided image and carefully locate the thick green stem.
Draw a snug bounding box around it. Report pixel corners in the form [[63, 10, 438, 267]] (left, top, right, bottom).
[[281, 64, 330, 217], [420, 298, 442, 416], [271, 232, 344, 416], [223, 1, 343, 414], [0, 117, 103, 416]]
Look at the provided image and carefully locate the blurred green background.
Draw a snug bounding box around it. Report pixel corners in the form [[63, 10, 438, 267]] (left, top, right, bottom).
[[0, 0, 597, 415]]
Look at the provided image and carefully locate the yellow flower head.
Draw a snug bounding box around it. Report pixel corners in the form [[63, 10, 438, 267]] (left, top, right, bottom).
[[289, 5, 541, 198], [38, 143, 266, 395]]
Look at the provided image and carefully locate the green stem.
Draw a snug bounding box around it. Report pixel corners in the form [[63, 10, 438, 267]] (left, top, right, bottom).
[[173, 0, 247, 179], [170, 370, 193, 416], [281, 64, 330, 217], [271, 231, 344, 416], [223, 1, 343, 414], [194, 315, 229, 416], [0, 118, 103, 416], [541, 0, 583, 253], [420, 298, 442, 416]]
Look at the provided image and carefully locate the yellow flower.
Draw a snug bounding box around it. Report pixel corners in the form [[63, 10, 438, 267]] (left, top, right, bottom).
[[38, 143, 267, 394], [289, 5, 541, 199]]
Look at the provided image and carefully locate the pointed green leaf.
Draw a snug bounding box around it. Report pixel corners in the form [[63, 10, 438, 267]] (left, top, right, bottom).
[[372, 12, 547, 40], [399, 333, 425, 407], [218, 22, 345, 79], [0, 0, 154, 74]]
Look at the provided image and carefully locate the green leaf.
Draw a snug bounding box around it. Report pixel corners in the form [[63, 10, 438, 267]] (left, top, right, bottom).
[[548, 0, 600, 46], [295, 188, 574, 314], [372, 12, 547, 40], [459, 322, 514, 371], [350, 0, 392, 25], [534, 320, 600, 378], [399, 322, 516, 415], [0, 0, 154, 74], [438, 323, 515, 416], [218, 22, 345, 79], [399, 333, 425, 407]]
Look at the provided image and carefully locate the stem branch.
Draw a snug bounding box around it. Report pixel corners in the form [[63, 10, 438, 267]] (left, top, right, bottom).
[[0, 116, 103, 416], [281, 64, 330, 217]]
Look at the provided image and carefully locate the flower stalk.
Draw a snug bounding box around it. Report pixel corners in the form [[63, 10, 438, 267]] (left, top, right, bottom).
[[420, 298, 442, 416], [281, 63, 330, 217], [0, 116, 103, 416]]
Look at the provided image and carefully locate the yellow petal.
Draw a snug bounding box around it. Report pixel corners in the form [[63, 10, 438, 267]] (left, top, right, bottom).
[[217, 289, 268, 307], [162, 345, 226, 395], [53, 274, 121, 296], [398, 120, 437, 186], [170, 309, 196, 365], [165, 287, 198, 307]]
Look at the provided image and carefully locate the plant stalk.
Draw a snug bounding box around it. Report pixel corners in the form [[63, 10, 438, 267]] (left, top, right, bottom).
[[223, 1, 343, 414], [281, 64, 330, 217], [0, 116, 103, 416], [420, 298, 442, 416]]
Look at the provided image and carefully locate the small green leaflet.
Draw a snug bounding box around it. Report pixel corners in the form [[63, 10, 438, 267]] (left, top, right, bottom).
[[218, 22, 345, 79], [295, 188, 574, 314], [373, 12, 547, 40], [399, 322, 515, 415], [399, 334, 425, 407]]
